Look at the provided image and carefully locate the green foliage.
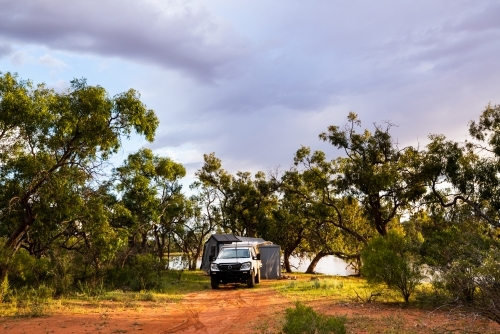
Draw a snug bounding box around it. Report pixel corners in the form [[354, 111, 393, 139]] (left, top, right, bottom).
[[0, 275, 10, 303], [474, 247, 500, 324], [319, 113, 426, 236], [77, 279, 106, 298], [10, 285, 54, 317], [281, 145, 376, 272], [418, 207, 496, 304], [108, 254, 164, 291], [281, 301, 346, 334], [361, 230, 423, 302], [6, 247, 70, 293], [422, 104, 500, 229], [195, 153, 278, 237], [0, 72, 159, 282]]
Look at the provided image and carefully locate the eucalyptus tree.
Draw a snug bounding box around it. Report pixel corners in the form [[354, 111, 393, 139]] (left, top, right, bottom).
[[281, 147, 375, 273], [266, 181, 311, 273], [0, 72, 158, 280], [170, 191, 217, 270], [113, 148, 186, 260], [22, 182, 124, 270], [417, 105, 500, 320], [170, 188, 219, 270], [422, 104, 500, 228], [304, 198, 370, 274], [319, 112, 426, 236], [195, 153, 279, 237]]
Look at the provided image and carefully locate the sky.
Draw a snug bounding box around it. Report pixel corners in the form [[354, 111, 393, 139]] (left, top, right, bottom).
[[1, 0, 500, 188]]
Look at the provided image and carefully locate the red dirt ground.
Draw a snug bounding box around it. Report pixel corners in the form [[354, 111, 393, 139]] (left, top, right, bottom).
[[1, 280, 499, 333]]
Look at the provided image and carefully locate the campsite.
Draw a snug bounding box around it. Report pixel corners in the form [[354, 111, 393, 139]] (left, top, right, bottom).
[[1, 272, 500, 334], [3, 2, 500, 333], [0, 234, 499, 333]]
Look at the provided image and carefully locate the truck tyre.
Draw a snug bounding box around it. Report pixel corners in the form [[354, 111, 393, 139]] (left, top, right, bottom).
[[247, 271, 255, 288], [255, 269, 261, 284], [211, 276, 219, 289]]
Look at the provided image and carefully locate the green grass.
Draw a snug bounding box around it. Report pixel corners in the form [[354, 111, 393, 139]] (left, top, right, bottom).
[[160, 269, 211, 294], [2, 270, 499, 334], [281, 301, 346, 334], [0, 270, 212, 318], [273, 273, 398, 303]]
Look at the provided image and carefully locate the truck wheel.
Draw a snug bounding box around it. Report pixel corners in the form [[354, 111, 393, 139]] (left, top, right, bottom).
[[247, 271, 255, 288], [211, 276, 219, 289], [255, 269, 261, 284]]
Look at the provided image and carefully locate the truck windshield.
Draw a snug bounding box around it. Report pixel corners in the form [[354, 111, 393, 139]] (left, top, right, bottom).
[[218, 248, 250, 259]]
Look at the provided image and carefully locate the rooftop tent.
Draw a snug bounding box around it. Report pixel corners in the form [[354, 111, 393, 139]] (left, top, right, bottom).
[[200, 234, 240, 272], [236, 236, 265, 243], [259, 244, 281, 279]]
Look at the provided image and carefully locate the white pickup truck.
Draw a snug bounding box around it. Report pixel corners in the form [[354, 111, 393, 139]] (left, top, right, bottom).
[[209, 243, 262, 288]]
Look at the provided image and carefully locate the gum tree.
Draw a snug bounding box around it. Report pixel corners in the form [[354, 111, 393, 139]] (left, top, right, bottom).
[[113, 148, 186, 261], [195, 153, 278, 237], [281, 147, 375, 273], [319, 112, 426, 236], [0, 72, 159, 280]]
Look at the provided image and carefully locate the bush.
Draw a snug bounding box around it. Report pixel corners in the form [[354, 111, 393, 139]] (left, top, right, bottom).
[[361, 230, 423, 303], [469, 247, 500, 324], [421, 224, 493, 304], [281, 301, 346, 334], [107, 254, 164, 291], [0, 275, 10, 302]]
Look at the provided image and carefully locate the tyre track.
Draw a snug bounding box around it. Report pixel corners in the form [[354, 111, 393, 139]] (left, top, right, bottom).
[[163, 283, 286, 334]]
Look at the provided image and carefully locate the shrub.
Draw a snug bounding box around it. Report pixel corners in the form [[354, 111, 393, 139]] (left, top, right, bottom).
[[361, 230, 423, 303], [469, 247, 500, 324], [107, 254, 163, 291], [281, 301, 346, 334], [0, 275, 10, 302], [421, 224, 493, 304]]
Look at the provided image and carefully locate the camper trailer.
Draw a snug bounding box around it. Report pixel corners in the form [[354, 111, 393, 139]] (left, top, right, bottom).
[[201, 234, 281, 288]]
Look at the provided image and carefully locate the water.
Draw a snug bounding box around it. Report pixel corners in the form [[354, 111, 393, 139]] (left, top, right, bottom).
[[288, 255, 357, 276], [168, 254, 356, 276]]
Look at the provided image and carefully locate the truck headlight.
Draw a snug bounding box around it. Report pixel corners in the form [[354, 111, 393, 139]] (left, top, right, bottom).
[[240, 262, 251, 270], [211, 263, 219, 271]]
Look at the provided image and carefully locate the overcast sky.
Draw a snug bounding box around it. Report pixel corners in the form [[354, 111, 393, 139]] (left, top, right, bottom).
[[1, 0, 500, 187]]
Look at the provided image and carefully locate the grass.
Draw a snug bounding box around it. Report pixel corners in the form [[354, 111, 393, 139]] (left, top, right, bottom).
[[269, 273, 500, 334], [0, 270, 211, 318], [2, 271, 499, 334], [273, 273, 397, 303], [281, 301, 346, 334]]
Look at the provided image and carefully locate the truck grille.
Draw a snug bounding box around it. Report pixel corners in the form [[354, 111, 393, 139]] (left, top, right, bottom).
[[218, 263, 241, 271]]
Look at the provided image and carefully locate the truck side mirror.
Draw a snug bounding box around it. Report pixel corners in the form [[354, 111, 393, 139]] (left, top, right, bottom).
[[256, 254, 261, 260], [209, 255, 214, 262]]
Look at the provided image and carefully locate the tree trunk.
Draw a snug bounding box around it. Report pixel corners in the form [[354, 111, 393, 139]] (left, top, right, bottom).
[[140, 232, 148, 254], [166, 233, 171, 270], [305, 250, 328, 273], [0, 214, 33, 281], [283, 249, 293, 273]]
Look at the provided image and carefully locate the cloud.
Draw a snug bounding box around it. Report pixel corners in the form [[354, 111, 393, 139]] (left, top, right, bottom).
[[2, 0, 500, 178], [0, 0, 250, 83], [37, 54, 69, 70], [10, 50, 35, 66], [0, 43, 12, 58], [9, 51, 69, 72]]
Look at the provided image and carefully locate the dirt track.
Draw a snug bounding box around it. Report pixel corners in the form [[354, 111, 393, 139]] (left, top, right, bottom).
[[164, 283, 288, 333], [2, 279, 500, 333], [0, 282, 289, 334]]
